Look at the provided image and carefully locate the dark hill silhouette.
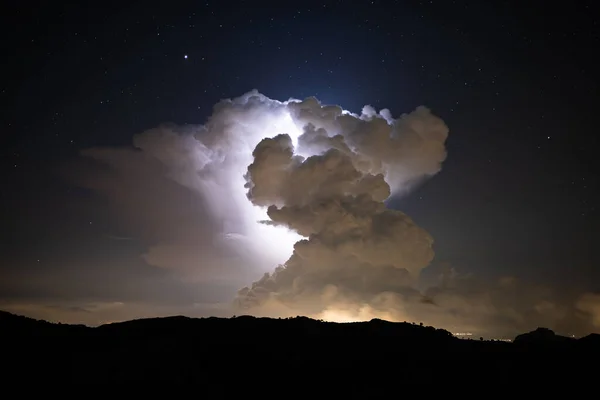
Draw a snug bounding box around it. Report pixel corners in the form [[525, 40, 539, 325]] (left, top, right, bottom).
[[1, 310, 598, 386], [579, 333, 600, 346], [513, 327, 574, 345]]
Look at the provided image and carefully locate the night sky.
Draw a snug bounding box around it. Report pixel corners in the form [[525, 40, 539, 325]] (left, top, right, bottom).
[[2, 0, 599, 336]]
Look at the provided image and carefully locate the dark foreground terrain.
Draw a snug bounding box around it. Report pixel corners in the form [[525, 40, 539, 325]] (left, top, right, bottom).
[[1, 310, 598, 387]]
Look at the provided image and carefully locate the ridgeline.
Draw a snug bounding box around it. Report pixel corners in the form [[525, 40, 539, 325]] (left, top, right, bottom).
[[1, 310, 598, 386]]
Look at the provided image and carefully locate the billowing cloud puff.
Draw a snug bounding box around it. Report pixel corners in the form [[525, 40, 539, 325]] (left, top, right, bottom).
[[235, 92, 449, 324]]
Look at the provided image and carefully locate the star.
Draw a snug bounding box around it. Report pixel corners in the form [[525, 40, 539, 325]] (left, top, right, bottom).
[[184, 54, 188, 59]]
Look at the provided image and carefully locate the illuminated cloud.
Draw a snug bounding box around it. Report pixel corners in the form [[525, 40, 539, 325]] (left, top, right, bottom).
[[75, 92, 310, 286], [235, 92, 449, 325], [57, 90, 598, 337]]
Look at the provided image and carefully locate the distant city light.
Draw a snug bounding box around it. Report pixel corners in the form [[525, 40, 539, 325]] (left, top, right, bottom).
[[453, 332, 513, 342]]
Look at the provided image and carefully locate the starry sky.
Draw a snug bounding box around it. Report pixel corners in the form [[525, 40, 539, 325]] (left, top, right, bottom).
[[1, 0, 599, 333]]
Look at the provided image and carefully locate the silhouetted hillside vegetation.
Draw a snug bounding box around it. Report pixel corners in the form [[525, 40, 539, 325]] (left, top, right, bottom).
[[1, 310, 598, 386]]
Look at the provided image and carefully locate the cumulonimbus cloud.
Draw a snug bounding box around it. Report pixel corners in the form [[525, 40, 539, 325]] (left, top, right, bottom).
[[235, 94, 448, 322], [65, 90, 598, 337]]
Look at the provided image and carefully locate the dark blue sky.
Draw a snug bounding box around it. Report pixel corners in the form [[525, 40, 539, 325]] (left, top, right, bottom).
[[1, 0, 598, 329]]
